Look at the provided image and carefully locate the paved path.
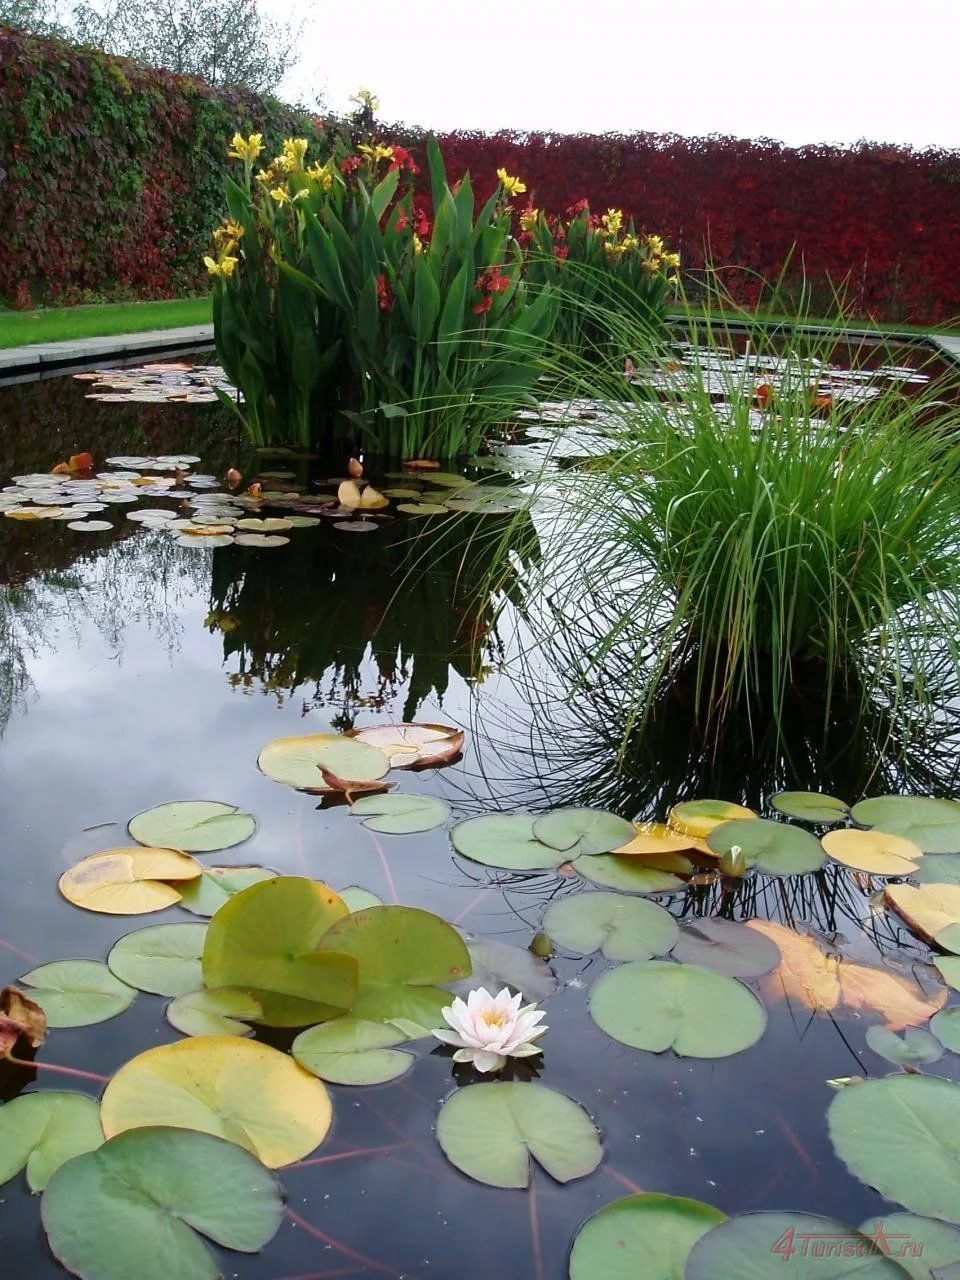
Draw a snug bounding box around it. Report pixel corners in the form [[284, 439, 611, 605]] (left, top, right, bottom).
[[931, 334, 960, 365], [0, 324, 214, 376]]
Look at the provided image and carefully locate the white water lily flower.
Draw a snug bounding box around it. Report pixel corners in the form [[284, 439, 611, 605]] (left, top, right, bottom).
[[431, 986, 548, 1073]]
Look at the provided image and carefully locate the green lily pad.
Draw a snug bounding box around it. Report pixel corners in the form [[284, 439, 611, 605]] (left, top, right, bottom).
[[589, 961, 767, 1058], [916, 855, 960, 885], [573, 855, 685, 894], [350, 793, 450, 835], [686, 1212, 911, 1278], [450, 814, 566, 870], [858, 1214, 960, 1280], [202, 876, 358, 1026], [865, 1025, 944, 1067], [851, 796, 960, 853], [931, 1008, 960, 1054], [935, 957, 960, 991], [706, 818, 825, 876], [18, 960, 137, 1027], [339, 885, 384, 912], [829, 1074, 960, 1222], [669, 918, 781, 978], [542, 892, 678, 961], [318, 906, 471, 1024], [770, 791, 849, 824], [449, 935, 558, 1003], [532, 807, 636, 857], [41, 1127, 284, 1280], [292, 1017, 415, 1085], [570, 1193, 726, 1280], [166, 988, 262, 1037], [127, 801, 257, 853], [257, 733, 389, 793], [0, 1093, 103, 1192], [435, 1081, 601, 1188], [107, 923, 207, 996], [177, 866, 277, 917]]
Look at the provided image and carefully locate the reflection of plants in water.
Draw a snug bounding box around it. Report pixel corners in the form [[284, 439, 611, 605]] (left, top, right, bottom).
[[208, 514, 540, 722]]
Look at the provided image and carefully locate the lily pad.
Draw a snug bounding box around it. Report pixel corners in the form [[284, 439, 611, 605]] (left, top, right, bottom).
[[177, 866, 277, 917], [821, 828, 922, 876], [589, 961, 767, 1058], [573, 855, 686, 894], [435, 1081, 601, 1188], [166, 988, 262, 1038], [292, 1017, 416, 1085], [885, 883, 960, 953], [686, 1212, 911, 1278], [450, 814, 566, 870], [17, 960, 137, 1027], [707, 818, 825, 876], [865, 1025, 944, 1067], [107, 924, 208, 996], [127, 801, 256, 853], [828, 1074, 960, 1222], [771, 791, 849, 824], [41, 1127, 284, 1280], [917, 856, 960, 885], [613, 823, 704, 856], [668, 799, 757, 838], [570, 1193, 726, 1280], [318, 905, 471, 1024], [935, 957, 960, 992], [858, 1214, 960, 1280], [532, 807, 636, 857], [449, 935, 558, 1003], [58, 846, 202, 914], [339, 885, 384, 912], [931, 1008, 960, 1054], [257, 733, 390, 793], [203, 877, 358, 1026], [670, 918, 781, 978], [350, 793, 450, 835], [542, 892, 678, 961], [348, 722, 464, 768], [0, 1093, 104, 1191], [234, 533, 288, 547], [100, 1036, 333, 1167], [851, 796, 960, 853]]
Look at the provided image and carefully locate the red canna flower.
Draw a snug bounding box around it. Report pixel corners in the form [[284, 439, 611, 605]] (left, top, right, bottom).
[[472, 296, 493, 315], [566, 198, 589, 217], [388, 145, 419, 174], [553, 245, 569, 261], [394, 207, 410, 232], [414, 207, 431, 238], [376, 273, 393, 311], [341, 155, 363, 175]]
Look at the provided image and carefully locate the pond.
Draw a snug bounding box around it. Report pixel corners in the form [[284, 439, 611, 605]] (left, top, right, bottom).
[[3, 339, 960, 1280]]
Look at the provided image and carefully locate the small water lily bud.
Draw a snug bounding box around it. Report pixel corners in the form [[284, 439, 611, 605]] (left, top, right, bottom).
[[225, 467, 242, 488], [348, 456, 364, 479], [247, 482, 262, 497], [720, 844, 747, 877], [529, 932, 554, 960]]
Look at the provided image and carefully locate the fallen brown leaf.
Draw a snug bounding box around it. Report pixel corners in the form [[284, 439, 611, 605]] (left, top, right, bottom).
[[0, 986, 47, 1058]]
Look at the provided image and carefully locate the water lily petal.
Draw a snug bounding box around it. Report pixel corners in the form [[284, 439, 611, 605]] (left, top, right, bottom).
[[472, 1049, 507, 1073]]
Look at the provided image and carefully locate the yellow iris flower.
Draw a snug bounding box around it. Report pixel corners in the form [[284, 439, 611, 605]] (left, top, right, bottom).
[[663, 251, 681, 269], [358, 142, 395, 164], [306, 162, 334, 190], [646, 234, 665, 255], [282, 138, 309, 170], [496, 168, 526, 197], [519, 208, 539, 231], [227, 133, 264, 163], [600, 209, 623, 237], [204, 255, 238, 278]]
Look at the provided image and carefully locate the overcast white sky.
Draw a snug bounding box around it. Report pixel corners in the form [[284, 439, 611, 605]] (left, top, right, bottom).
[[269, 0, 960, 149]]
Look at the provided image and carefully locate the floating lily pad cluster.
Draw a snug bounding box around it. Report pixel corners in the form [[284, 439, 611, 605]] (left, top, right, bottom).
[[74, 362, 233, 403]]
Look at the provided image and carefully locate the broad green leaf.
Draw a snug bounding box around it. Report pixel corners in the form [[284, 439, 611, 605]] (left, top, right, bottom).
[[257, 733, 389, 792], [100, 1036, 332, 1167], [707, 818, 825, 876], [936, 956, 960, 991], [851, 796, 960, 853], [202, 877, 358, 1026], [166, 988, 261, 1038], [0, 1093, 103, 1192], [318, 906, 471, 1024], [128, 801, 256, 853], [866, 1025, 944, 1066], [449, 935, 558, 1003], [339, 885, 384, 912], [542, 892, 678, 961], [917, 855, 960, 885], [532, 807, 636, 857], [770, 791, 849, 824], [931, 1008, 960, 1054], [450, 814, 566, 870], [686, 1212, 911, 1278], [18, 960, 136, 1028], [570, 1193, 726, 1280], [574, 855, 685, 894], [589, 961, 766, 1058], [859, 1214, 960, 1280], [350, 793, 450, 835], [107, 924, 207, 997], [41, 1128, 284, 1280], [292, 1017, 415, 1085], [669, 918, 781, 978], [435, 1082, 601, 1188], [177, 866, 277, 918], [828, 1074, 960, 1222]]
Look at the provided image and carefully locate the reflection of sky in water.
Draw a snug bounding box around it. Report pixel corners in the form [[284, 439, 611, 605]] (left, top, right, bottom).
[[2, 365, 960, 1278]]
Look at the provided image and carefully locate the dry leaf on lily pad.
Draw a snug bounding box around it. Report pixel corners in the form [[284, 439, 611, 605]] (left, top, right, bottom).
[[885, 882, 960, 953], [100, 1035, 333, 1167], [348, 722, 465, 769], [821, 827, 922, 876], [257, 733, 390, 793], [613, 822, 711, 858], [0, 986, 46, 1058], [58, 847, 201, 914], [748, 919, 946, 1029], [317, 766, 394, 801]]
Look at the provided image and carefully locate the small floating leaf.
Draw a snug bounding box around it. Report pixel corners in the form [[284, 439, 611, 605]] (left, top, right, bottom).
[[589, 961, 766, 1058], [107, 923, 208, 996], [166, 988, 262, 1038], [17, 960, 136, 1027], [706, 818, 825, 876], [917, 855, 960, 885], [257, 733, 389, 793], [532, 807, 636, 857], [931, 1008, 960, 1054], [573, 855, 685, 894], [865, 1025, 944, 1066], [821, 828, 922, 876], [339, 885, 384, 912], [851, 796, 960, 853], [771, 791, 849, 824], [177, 866, 277, 917], [350, 793, 450, 835], [128, 801, 256, 853], [450, 814, 566, 870], [58, 847, 201, 915], [570, 1193, 726, 1280], [292, 1017, 415, 1085], [435, 1082, 601, 1188], [449, 935, 558, 1003], [0, 1093, 103, 1191], [542, 892, 678, 961], [670, 918, 781, 978], [668, 800, 756, 838]]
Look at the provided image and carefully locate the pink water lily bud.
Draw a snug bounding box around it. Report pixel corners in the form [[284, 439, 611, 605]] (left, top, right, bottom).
[[431, 986, 547, 1073]]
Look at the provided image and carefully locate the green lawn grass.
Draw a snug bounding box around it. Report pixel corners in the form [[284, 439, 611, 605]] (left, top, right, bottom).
[[0, 297, 212, 349]]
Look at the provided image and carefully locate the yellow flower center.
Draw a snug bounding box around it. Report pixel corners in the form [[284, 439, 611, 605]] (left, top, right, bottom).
[[479, 1009, 509, 1029]]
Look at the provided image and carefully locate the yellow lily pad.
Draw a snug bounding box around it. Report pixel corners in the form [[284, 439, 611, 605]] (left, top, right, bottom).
[[821, 828, 923, 876], [614, 822, 704, 857], [58, 848, 201, 915], [668, 800, 757, 838], [885, 883, 960, 952]]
